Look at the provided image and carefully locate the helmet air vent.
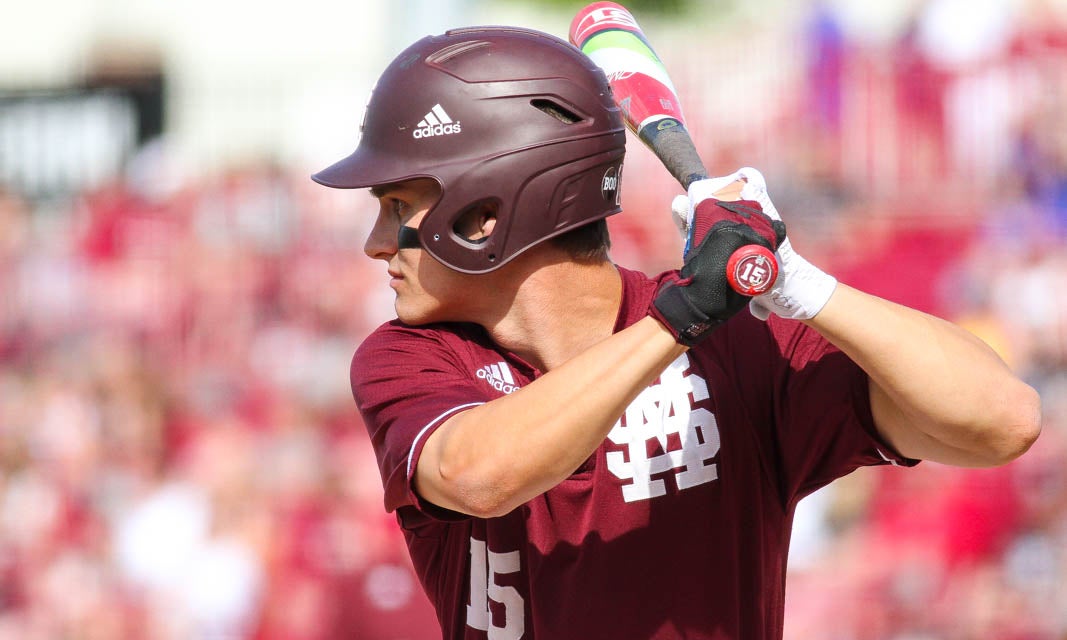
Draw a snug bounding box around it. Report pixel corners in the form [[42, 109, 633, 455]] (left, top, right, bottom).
[[426, 40, 492, 65], [531, 99, 582, 125]]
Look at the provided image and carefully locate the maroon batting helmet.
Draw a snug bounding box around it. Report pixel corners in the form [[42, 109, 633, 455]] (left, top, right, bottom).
[[312, 26, 626, 274]]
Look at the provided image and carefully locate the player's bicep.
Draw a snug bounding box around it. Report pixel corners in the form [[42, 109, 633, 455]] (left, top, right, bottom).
[[412, 410, 471, 515]]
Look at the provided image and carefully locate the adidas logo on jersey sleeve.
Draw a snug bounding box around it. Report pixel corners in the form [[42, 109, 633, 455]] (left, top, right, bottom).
[[413, 104, 462, 139], [475, 361, 520, 394]]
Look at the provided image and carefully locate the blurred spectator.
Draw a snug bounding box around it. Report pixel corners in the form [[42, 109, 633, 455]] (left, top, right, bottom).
[[892, 6, 952, 182], [803, 0, 846, 139]]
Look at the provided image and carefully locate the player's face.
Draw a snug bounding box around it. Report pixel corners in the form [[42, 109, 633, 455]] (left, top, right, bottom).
[[364, 178, 482, 325]]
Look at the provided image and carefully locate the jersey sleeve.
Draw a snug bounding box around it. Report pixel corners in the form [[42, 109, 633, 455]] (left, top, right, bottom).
[[712, 312, 919, 508], [351, 322, 489, 519]]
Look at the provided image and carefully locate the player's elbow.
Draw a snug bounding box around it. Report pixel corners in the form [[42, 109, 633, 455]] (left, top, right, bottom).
[[449, 481, 523, 520], [976, 381, 1042, 466], [463, 491, 522, 520], [432, 457, 525, 519]]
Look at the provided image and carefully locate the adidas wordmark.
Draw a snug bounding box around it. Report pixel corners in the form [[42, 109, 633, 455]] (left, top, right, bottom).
[[476, 361, 520, 394], [413, 104, 462, 139]]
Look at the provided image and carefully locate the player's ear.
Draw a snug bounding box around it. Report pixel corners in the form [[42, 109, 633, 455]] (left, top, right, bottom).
[[453, 201, 498, 244], [480, 214, 497, 239]]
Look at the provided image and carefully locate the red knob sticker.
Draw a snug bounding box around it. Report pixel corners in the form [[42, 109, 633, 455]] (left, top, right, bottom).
[[726, 246, 777, 296]]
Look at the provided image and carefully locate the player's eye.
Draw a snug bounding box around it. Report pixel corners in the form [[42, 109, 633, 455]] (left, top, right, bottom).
[[394, 198, 423, 226], [380, 197, 403, 220]]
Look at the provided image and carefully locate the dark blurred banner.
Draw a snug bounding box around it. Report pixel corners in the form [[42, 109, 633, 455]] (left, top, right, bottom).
[[0, 72, 162, 200]]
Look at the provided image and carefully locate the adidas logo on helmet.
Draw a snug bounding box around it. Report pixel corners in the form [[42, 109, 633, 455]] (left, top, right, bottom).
[[413, 104, 462, 139]]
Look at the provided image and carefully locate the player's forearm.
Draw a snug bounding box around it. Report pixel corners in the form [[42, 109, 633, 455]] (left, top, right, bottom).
[[416, 316, 685, 518], [806, 284, 1041, 466]]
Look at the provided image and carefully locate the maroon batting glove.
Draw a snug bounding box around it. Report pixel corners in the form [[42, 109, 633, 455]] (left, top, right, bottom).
[[650, 198, 785, 346]]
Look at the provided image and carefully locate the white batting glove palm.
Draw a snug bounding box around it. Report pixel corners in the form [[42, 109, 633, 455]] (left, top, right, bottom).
[[671, 167, 837, 321]]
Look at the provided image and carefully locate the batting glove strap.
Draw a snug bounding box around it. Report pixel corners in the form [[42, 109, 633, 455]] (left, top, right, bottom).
[[748, 239, 838, 321]]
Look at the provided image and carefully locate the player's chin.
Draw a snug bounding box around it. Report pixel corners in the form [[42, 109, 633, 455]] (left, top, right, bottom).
[[394, 298, 446, 326]]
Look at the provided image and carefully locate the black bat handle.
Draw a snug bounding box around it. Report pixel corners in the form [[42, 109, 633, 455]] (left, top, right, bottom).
[[636, 118, 708, 189]]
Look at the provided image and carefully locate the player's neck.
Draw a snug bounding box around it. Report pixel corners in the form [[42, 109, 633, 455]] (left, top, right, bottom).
[[479, 256, 621, 373]]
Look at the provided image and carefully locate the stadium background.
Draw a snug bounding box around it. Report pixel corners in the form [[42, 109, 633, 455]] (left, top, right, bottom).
[[1, 0, 1065, 637]]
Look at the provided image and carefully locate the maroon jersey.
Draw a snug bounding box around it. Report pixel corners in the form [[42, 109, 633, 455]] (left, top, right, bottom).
[[351, 266, 915, 640]]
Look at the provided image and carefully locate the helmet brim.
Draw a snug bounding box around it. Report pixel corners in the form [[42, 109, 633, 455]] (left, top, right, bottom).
[[311, 147, 417, 190]]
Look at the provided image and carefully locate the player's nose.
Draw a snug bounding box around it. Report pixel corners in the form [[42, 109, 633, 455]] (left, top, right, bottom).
[[363, 212, 398, 261]]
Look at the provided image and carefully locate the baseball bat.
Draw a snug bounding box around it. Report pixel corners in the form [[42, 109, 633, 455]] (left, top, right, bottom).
[[569, 2, 777, 296]]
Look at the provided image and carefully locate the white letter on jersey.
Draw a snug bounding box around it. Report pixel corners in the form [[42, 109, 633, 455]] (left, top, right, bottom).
[[467, 537, 525, 640], [606, 352, 720, 502]]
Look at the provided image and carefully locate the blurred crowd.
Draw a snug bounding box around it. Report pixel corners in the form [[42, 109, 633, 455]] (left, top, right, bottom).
[[777, 1, 1067, 639], [0, 165, 440, 638], [1, 0, 1067, 638]]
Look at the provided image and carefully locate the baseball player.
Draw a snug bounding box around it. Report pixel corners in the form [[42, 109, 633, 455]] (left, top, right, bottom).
[[312, 27, 1040, 640]]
